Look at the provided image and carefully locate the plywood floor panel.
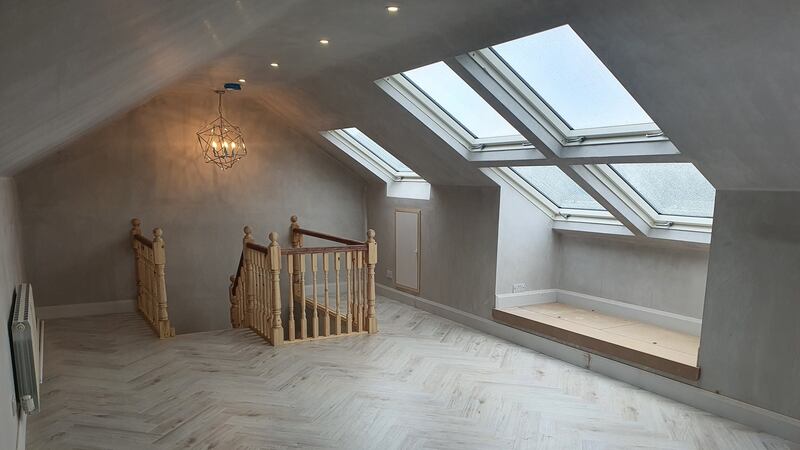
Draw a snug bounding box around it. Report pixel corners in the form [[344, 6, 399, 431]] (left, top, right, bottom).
[[504, 302, 700, 368]]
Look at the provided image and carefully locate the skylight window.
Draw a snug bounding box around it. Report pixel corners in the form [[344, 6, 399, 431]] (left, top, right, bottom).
[[322, 128, 430, 201], [512, 166, 604, 211], [470, 24, 662, 143], [403, 62, 521, 139], [342, 128, 411, 172], [492, 25, 653, 130], [609, 163, 715, 218]]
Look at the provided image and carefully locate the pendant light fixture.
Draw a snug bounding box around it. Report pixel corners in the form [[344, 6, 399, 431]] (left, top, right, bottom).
[[197, 89, 247, 170]]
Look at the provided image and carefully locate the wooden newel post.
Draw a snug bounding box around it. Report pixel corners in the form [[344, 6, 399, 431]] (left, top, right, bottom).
[[131, 219, 143, 312], [290, 215, 302, 303], [366, 229, 378, 334], [268, 232, 284, 346], [229, 275, 240, 328], [243, 226, 255, 329], [152, 228, 174, 338]]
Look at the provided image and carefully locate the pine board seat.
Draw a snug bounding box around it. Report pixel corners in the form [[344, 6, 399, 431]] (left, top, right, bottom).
[[493, 302, 700, 380]]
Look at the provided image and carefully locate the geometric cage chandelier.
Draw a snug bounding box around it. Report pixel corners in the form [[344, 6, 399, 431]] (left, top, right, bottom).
[[196, 89, 247, 170]]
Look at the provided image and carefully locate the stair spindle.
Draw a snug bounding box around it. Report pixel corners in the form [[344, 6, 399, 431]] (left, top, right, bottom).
[[287, 254, 295, 341], [322, 253, 330, 337], [311, 253, 319, 339], [335, 252, 342, 335]]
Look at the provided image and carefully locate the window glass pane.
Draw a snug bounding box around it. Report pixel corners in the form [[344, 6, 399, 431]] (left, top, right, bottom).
[[343, 128, 412, 172], [610, 163, 715, 218], [403, 62, 520, 139], [492, 25, 654, 130], [512, 166, 605, 211]]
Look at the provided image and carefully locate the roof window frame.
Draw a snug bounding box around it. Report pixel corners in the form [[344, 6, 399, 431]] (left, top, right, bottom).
[[381, 72, 531, 153], [468, 47, 666, 147]]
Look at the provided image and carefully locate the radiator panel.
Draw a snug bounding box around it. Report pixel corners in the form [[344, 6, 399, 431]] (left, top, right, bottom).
[[10, 283, 41, 415]]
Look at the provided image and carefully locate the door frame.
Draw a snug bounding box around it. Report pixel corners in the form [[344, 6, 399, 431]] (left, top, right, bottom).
[[394, 207, 421, 295]]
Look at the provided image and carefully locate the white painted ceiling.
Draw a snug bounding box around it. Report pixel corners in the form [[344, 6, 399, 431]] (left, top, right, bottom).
[[3, 0, 800, 190]]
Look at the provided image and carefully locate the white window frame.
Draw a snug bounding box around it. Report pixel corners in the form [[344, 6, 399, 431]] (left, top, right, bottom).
[[322, 129, 431, 201], [381, 74, 531, 153], [323, 129, 421, 182], [491, 167, 620, 226], [587, 165, 713, 233], [469, 49, 667, 147]]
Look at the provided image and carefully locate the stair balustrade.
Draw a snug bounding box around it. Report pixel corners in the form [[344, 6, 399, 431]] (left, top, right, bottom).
[[130, 219, 175, 338], [229, 216, 378, 345]]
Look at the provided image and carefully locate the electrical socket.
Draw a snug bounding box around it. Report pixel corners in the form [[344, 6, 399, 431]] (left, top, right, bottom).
[[512, 283, 528, 293], [386, 269, 393, 280]]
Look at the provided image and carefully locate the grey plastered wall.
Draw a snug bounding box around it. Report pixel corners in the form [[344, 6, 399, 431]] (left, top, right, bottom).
[[366, 184, 499, 319], [557, 234, 710, 318], [0, 177, 25, 449], [486, 170, 708, 317], [698, 190, 800, 419], [14, 92, 366, 333], [492, 176, 558, 295]]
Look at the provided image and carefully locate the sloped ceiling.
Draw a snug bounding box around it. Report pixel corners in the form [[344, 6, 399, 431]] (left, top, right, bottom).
[[4, 0, 800, 190]]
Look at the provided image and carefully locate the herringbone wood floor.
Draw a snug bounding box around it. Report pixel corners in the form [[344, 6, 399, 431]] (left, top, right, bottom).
[[28, 297, 797, 449]]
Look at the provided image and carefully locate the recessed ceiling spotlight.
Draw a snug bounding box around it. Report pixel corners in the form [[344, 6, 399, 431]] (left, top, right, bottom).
[[270, 62, 279, 68], [319, 39, 330, 45], [387, 5, 399, 13], [238, 78, 246, 83]]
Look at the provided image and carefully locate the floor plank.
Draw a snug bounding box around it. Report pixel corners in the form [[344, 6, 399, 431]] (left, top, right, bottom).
[[27, 297, 796, 449]]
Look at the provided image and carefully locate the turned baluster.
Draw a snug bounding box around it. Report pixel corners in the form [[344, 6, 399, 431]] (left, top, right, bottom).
[[299, 253, 307, 340], [131, 219, 144, 313], [311, 254, 319, 339], [152, 228, 173, 338], [265, 251, 272, 332], [335, 252, 342, 335], [268, 232, 283, 346], [243, 226, 255, 329], [366, 229, 378, 334], [287, 254, 296, 341], [356, 251, 364, 331], [229, 274, 240, 328], [290, 215, 303, 308], [322, 253, 331, 337], [256, 252, 264, 335], [345, 251, 353, 334], [263, 252, 270, 334]]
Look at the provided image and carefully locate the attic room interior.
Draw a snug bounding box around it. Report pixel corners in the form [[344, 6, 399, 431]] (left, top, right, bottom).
[[2, 1, 799, 448]]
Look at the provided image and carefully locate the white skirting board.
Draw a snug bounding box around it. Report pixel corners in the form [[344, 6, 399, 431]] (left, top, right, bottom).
[[37, 299, 136, 320], [495, 289, 557, 308], [379, 284, 800, 444], [16, 409, 26, 450], [496, 288, 702, 336]]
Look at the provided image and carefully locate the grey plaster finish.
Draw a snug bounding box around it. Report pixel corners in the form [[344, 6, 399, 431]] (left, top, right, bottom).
[[698, 190, 800, 419], [14, 92, 366, 333], [557, 234, 709, 319], [0, 178, 25, 450], [5, 1, 800, 189], [366, 184, 500, 320]]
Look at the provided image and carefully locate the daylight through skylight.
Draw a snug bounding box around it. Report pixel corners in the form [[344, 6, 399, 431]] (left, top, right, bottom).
[[492, 25, 654, 131], [343, 127, 412, 173], [610, 163, 715, 218], [402, 62, 520, 139], [513, 166, 605, 211]]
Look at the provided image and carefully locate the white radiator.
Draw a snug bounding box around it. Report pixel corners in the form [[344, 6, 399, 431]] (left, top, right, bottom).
[[10, 283, 43, 415]]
